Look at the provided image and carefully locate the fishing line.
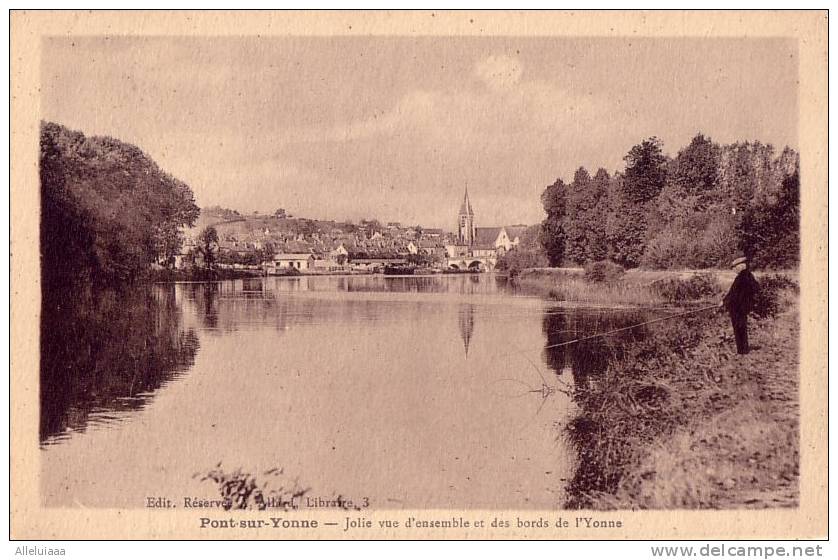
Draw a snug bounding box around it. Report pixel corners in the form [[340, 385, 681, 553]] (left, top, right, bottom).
[[487, 303, 719, 362], [542, 304, 719, 351]]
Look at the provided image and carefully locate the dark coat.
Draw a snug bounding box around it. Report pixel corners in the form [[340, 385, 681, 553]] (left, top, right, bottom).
[[723, 270, 760, 316]]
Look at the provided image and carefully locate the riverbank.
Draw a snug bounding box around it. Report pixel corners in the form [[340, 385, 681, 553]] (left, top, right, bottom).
[[564, 278, 799, 509], [511, 268, 714, 307], [511, 267, 797, 308]]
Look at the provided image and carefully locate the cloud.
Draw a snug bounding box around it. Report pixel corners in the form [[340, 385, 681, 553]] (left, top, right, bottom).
[[41, 36, 798, 228], [286, 76, 619, 156], [254, 68, 634, 226], [474, 55, 523, 90]]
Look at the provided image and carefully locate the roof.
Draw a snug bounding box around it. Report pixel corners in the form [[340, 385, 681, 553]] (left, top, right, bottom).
[[504, 225, 529, 241], [274, 253, 314, 260], [474, 227, 502, 246], [458, 187, 474, 216]]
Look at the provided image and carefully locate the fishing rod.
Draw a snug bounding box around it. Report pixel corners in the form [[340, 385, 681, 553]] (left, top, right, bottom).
[[542, 303, 720, 351], [486, 303, 720, 363], [476, 304, 680, 321]]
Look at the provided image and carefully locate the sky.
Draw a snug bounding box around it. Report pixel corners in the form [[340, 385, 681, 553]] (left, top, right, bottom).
[[41, 36, 797, 229]]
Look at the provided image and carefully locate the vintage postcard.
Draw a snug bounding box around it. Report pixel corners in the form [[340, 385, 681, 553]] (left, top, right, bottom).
[[10, 10, 828, 540]]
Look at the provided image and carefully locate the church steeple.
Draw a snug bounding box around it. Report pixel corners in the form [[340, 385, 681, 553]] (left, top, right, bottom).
[[459, 187, 474, 217], [457, 186, 475, 245]]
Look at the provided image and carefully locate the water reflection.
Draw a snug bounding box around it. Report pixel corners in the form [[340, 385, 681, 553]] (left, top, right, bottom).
[[458, 305, 476, 357], [540, 306, 660, 508], [541, 308, 648, 392], [267, 274, 521, 296], [40, 285, 199, 444], [241, 277, 264, 293], [40, 275, 656, 509], [179, 280, 447, 334]]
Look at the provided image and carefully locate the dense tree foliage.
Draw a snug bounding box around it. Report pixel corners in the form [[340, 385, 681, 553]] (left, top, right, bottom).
[[539, 178, 569, 266], [196, 226, 220, 270], [565, 167, 610, 265], [669, 133, 720, 201], [564, 167, 592, 264], [40, 122, 200, 288], [607, 137, 669, 267], [622, 137, 669, 204], [495, 247, 548, 277], [539, 133, 799, 270], [738, 168, 800, 268]]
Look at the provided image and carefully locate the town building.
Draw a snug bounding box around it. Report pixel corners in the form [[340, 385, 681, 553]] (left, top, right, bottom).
[[330, 243, 349, 259], [273, 253, 315, 271]]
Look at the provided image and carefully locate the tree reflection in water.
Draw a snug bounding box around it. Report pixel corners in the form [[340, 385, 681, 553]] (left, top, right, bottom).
[[40, 284, 199, 443], [540, 307, 652, 507], [541, 308, 647, 392]]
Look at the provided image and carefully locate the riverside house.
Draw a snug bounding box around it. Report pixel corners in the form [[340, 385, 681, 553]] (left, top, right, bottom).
[[269, 253, 315, 274]]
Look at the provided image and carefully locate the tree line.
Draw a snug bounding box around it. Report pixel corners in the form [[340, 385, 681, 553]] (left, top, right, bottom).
[[40, 121, 200, 290], [537, 134, 799, 270]]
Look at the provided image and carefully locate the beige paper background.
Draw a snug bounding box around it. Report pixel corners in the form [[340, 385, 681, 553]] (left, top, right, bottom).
[[10, 10, 828, 540]]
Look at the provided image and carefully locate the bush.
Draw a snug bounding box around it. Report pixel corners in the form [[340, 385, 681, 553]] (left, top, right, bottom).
[[652, 273, 721, 304], [751, 274, 798, 318], [197, 465, 309, 511], [496, 248, 548, 277], [642, 213, 738, 270], [584, 260, 625, 283], [276, 267, 302, 277]]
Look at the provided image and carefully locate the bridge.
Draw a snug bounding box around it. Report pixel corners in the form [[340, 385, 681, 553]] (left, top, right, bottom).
[[446, 256, 496, 271]]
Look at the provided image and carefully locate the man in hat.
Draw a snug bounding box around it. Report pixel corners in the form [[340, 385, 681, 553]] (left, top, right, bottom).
[[721, 256, 760, 354]]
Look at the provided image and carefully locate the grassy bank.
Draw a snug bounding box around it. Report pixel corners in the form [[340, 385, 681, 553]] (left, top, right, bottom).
[[513, 267, 797, 309], [514, 267, 726, 307], [564, 278, 799, 509]]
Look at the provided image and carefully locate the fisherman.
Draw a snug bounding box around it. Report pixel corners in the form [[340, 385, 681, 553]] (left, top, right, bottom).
[[721, 255, 761, 354]]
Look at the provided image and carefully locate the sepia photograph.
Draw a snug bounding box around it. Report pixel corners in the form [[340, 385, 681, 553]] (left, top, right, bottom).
[[9, 10, 828, 541]]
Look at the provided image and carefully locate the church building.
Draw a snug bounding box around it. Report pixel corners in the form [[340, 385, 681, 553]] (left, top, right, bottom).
[[445, 187, 525, 270]]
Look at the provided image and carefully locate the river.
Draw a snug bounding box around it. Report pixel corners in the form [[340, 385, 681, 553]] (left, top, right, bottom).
[[40, 274, 650, 509]]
